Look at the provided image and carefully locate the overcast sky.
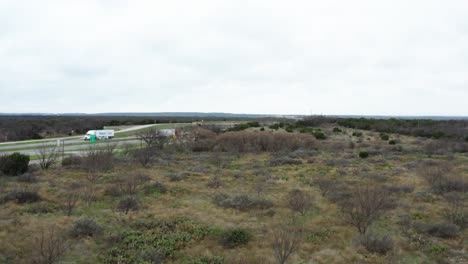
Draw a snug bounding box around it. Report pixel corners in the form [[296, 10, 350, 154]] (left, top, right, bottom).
[[1, 0, 467, 115]]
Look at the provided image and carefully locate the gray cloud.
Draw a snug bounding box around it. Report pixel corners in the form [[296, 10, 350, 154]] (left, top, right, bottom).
[[0, 0, 467, 115]]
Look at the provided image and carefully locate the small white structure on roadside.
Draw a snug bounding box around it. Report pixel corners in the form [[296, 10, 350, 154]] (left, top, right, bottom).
[[159, 129, 176, 137]]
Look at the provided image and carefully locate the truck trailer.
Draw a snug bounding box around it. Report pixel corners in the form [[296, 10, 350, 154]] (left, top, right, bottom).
[[83, 130, 115, 141]]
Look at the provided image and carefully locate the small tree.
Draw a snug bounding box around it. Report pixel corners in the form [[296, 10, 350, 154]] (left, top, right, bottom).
[[287, 189, 312, 216], [341, 186, 394, 234], [136, 128, 166, 149], [272, 224, 302, 264], [36, 143, 60, 170]]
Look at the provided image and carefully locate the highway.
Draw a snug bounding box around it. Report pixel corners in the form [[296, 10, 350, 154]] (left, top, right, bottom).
[[0, 124, 159, 156]]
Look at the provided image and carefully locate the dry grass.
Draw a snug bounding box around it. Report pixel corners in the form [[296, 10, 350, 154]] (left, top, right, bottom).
[[0, 126, 466, 263]]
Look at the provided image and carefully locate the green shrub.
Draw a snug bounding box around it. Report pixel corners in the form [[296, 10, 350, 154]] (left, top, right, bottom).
[[220, 228, 252, 248], [380, 134, 389, 141], [333, 127, 342, 133], [429, 244, 448, 255], [102, 218, 212, 263], [69, 219, 103, 238], [269, 123, 284, 130], [144, 182, 168, 195], [0, 153, 30, 176], [312, 131, 326, 140], [388, 140, 396, 145], [352, 131, 363, 137], [359, 151, 369, 158], [432, 131, 445, 139], [228, 121, 260, 131]]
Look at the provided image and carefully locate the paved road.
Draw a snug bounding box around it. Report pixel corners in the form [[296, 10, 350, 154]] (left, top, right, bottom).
[[5, 139, 142, 156], [0, 124, 160, 155]]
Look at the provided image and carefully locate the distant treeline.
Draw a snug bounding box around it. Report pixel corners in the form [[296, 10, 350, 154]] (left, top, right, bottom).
[[0, 115, 282, 142], [297, 116, 468, 141], [0, 116, 182, 142]]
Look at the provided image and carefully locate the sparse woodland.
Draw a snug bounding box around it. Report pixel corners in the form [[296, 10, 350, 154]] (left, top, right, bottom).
[[0, 118, 467, 263]]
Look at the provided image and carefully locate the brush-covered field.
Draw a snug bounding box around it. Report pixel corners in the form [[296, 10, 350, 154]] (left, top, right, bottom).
[[0, 124, 466, 264]]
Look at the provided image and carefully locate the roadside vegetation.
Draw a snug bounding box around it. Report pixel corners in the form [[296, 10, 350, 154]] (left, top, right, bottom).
[[0, 117, 466, 263]]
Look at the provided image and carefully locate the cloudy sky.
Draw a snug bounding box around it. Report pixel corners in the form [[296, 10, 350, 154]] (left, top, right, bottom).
[[1, 0, 467, 115]]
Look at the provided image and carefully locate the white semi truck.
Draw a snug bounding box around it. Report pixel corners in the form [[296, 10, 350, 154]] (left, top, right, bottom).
[[83, 130, 115, 141]]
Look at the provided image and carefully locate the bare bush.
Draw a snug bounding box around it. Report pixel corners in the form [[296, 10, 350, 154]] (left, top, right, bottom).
[[188, 127, 217, 152], [214, 131, 315, 153], [207, 176, 223, 188], [61, 155, 81, 168], [436, 176, 466, 194], [313, 178, 335, 196], [4, 189, 41, 204], [133, 146, 158, 167], [213, 193, 273, 210], [209, 152, 233, 169], [419, 160, 451, 188], [356, 233, 394, 255], [271, 224, 303, 264], [341, 186, 394, 234], [117, 196, 140, 214], [17, 172, 39, 183], [420, 161, 466, 194], [423, 222, 460, 238], [81, 144, 116, 175], [36, 143, 60, 170], [167, 171, 190, 181], [117, 172, 150, 195], [30, 226, 68, 264], [442, 193, 467, 228], [83, 183, 97, 206], [287, 189, 312, 215], [270, 156, 303, 166], [61, 191, 79, 216], [384, 184, 415, 194]]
